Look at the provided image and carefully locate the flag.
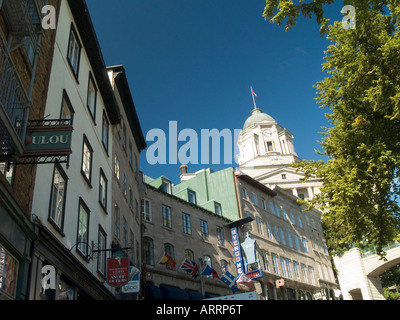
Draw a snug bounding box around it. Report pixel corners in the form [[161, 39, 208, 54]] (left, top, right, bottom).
[[180, 258, 199, 278], [251, 86, 257, 97], [220, 271, 238, 293], [159, 253, 176, 270], [201, 265, 220, 279], [236, 273, 256, 291]]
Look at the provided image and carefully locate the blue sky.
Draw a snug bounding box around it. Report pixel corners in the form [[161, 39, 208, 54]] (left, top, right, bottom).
[[86, 0, 344, 184]]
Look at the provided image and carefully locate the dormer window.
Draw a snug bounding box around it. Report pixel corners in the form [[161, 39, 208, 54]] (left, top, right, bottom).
[[162, 179, 172, 194], [214, 202, 222, 216], [188, 190, 197, 204]]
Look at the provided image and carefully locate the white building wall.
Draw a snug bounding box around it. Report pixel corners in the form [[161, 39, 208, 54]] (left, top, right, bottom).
[[31, 0, 114, 292]]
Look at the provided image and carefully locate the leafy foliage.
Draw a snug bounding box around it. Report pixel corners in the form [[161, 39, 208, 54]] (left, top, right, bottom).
[[264, 1, 400, 257]]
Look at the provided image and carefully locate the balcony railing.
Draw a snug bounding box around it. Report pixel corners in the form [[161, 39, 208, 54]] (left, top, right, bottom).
[[361, 242, 400, 258], [0, 30, 29, 159]]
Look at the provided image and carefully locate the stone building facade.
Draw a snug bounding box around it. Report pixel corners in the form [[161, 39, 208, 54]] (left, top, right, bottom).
[[141, 174, 234, 299]]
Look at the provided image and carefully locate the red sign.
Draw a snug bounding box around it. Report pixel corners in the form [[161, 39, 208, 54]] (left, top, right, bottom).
[[107, 257, 129, 287]]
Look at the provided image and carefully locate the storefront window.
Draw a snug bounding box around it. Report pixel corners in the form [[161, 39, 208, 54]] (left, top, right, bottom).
[[0, 245, 18, 300]]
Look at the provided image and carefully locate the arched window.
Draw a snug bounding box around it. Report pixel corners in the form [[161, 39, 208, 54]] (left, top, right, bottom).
[[143, 237, 154, 266], [164, 243, 175, 270], [220, 259, 228, 274], [203, 255, 212, 278], [185, 249, 194, 261]]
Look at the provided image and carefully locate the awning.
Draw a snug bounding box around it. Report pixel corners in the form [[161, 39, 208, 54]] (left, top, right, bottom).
[[186, 290, 206, 300], [145, 284, 164, 300], [159, 285, 190, 300]]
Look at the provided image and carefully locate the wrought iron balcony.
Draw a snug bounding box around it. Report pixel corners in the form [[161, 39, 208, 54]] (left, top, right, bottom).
[[0, 0, 44, 161], [0, 30, 29, 160]]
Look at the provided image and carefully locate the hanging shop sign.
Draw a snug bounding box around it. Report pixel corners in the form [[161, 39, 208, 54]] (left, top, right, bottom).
[[23, 124, 73, 157], [230, 227, 245, 275], [241, 232, 263, 280], [121, 266, 141, 294], [107, 252, 129, 287], [276, 279, 285, 288]]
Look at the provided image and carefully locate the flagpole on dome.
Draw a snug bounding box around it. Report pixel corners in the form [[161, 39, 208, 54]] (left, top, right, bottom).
[[250, 86, 258, 110]]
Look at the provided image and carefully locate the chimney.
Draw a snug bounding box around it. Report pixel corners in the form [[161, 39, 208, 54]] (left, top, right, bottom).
[[180, 164, 188, 175]]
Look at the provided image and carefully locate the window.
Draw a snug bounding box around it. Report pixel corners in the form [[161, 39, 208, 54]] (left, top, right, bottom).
[[164, 243, 175, 270], [290, 213, 296, 225], [308, 266, 315, 285], [217, 227, 225, 246], [97, 227, 106, 277], [266, 141, 274, 152], [102, 112, 109, 152], [261, 199, 267, 210], [286, 259, 293, 278], [282, 209, 288, 221], [182, 213, 191, 235], [99, 169, 107, 211], [275, 204, 281, 217], [123, 217, 128, 247], [0, 244, 19, 299], [130, 230, 135, 264], [245, 212, 253, 231], [302, 238, 309, 253], [129, 187, 133, 209], [293, 261, 300, 280], [135, 200, 139, 220], [114, 203, 120, 239], [262, 250, 270, 272], [67, 23, 81, 79], [162, 179, 172, 194], [143, 237, 154, 266], [301, 264, 308, 283], [256, 217, 263, 235], [287, 231, 293, 248], [200, 220, 209, 241], [114, 154, 120, 180], [0, 162, 15, 185], [129, 140, 133, 166], [141, 199, 151, 222], [60, 89, 74, 121], [185, 249, 194, 261], [251, 192, 258, 205], [281, 174, 287, 180], [220, 259, 228, 273], [122, 173, 127, 196], [269, 202, 275, 215], [242, 188, 248, 199], [271, 253, 279, 274], [280, 257, 287, 277], [49, 164, 68, 230], [203, 255, 212, 278], [81, 136, 93, 184], [121, 120, 126, 149], [214, 202, 222, 216], [279, 228, 286, 245], [266, 223, 273, 239], [162, 205, 172, 229], [297, 216, 303, 228], [294, 235, 301, 251], [77, 199, 90, 258], [273, 226, 280, 242], [188, 190, 197, 204], [87, 72, 97, 120]]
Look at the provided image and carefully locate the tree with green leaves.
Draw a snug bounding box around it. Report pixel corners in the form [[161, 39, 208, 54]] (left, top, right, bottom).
[[263, 1, 400, 258]]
